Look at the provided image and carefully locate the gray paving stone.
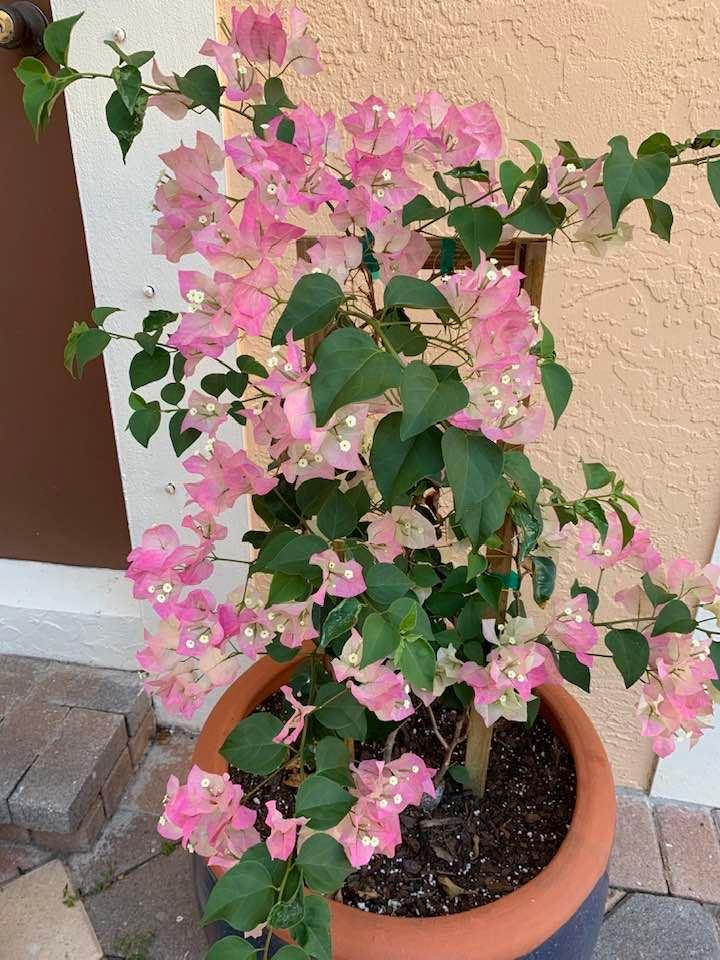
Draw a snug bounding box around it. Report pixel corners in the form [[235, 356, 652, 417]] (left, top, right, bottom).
[[32, 796, 106, 853], [10, 708, 126, 832], [129, 708, 157, 767], [39, 662, 151, 735], [84, 847, 207, 960], [121, 732, 196, 816], [0, 656, 49, 700], [656, 803, 720, 903], [609, 792, 667, 894], [0, 699, 69, 823], [101, 748, 134, 818], [66, 807, 164, 894], [593, 893, 720, 959]]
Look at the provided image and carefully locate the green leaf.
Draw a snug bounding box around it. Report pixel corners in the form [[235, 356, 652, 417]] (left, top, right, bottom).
[[441, 426, 503, 521], [582, 462, 613, 490], [290, 894, 332, 960], [111, 64, 142, 113], [169, 410, 200, 456], [104, 40, 155, 68], [296, 479, 339, 517], [237, 354, 268, 378], [603, 135, 671, 227], [91, 306, 121, 327], [268, 572, 309, 605], [448, 764, 471, 785], [361, 612, 400, 666], [610, 501, 635, 548], [295, 774, 354, 829], [314, 737, 351, 785], [644, 198, 673, 241], [396, 636, 436, 690], [44, 12, 83, 66], [433, 171, 462, 201], [709, 642, 720, 693], [160, 382, 185, 405], [532, 555, 556, 606], [274, 949, 309, 960], [264, 76, 295, 108], [220, 714, 287, 774], [605, 629, 650, 687], [641, 573, 676, 607], [14, 56, 50, 86], [129, 348, 171, 389], [558, 651, 591, 693], [254, 531, 326, 576], [708, 160, 720, 207], [175, 65, 223, 117], [203, 860, 275, 931], [571, 580, 600, 615], [64, 322, 89, 376], [399, 361, 469, 440], [311, 328, 402, 426], [314, 682, 366, 739], [207, 937, 258, 960], [296, 835, 351, 894], [383, 275, 453, 314], [272, 274, 344, 347], [105, 88, 149, 161], [507, 164, 566, 235], [651, 599, 695, 637], [401, 194, 446, 225], [499, 159, 526, 203], [504, 451, 541, 509], [369, 413, 443, 506], [226, 370, 249, 398], [447, 205, 503, 267], [317, 489, 358, 539], [540, 361, 573, 427], [576, 499, 609, 541], [637, 132, 677, 157], [129, 402, 161, 447], [516, 138, 543, 165], [365, 564, 413, 607], [319, 598, 361, 649], [460, 477, 513, 549], [75, 328, 111, 377], [200, 373, 227, 398]]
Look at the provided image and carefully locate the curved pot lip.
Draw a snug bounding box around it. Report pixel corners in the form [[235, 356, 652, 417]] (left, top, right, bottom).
[[193, 652, 616, 960]]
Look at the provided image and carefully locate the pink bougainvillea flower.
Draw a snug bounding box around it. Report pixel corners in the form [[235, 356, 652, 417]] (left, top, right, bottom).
[[199, 37, 263, 103], [348, 666, 415, 722], [264, 800, 308, 860], [577, 508, 661, 572], [126, 525, 213, 614], [181, 511, 228, 544], [331, 629, 385, 684], [183, 441, 277, 516], [352, 753, 436, 815], [265, 600, 318, 648], [182, 391, 229, 436], [273, 685, 316, 745], [286, 7, 322, 75], [545, 595, 599, 667], [546, 155, 604, 219], [218, 604, 274, 660], [231, 3, 287, 66], [366, 514, 403, 563], [167, 312, 237, 374], [147, 60, 193, 120], [412, 644, 463, 706], [388, 506, 437, 550], [310, 550, 366, 604], [295, 235, 363, 284], [329, 795, 402, 868], [174, 589, 225, 655], [371, 212, 431, 281]]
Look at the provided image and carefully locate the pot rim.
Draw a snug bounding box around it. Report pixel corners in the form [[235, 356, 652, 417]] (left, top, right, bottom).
[[193, 651, 616, 960]]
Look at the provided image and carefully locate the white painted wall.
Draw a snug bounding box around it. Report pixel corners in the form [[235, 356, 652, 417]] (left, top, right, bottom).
[[0, 2, 249, 727], [651, 526, 720, 806]]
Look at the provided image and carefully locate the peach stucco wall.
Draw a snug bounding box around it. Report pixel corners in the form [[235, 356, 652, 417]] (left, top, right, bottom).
[[216, 0, 720, 788]]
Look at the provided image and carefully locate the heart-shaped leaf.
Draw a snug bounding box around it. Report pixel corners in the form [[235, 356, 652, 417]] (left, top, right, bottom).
[[399, 361, 469, 439]]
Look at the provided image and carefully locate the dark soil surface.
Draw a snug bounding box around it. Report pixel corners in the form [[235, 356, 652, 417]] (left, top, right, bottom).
[[231, 692, 576, 918]]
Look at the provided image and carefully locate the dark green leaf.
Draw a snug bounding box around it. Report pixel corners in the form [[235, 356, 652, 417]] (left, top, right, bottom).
[[383, 276, 453, 314], [296, 835, 352, 894], [532, 555, 556, 606], [226, 370, 249, 398], [610, 501, 635, 548], [558, 651, 591, 692], [14, 56, 50, 86], [499, 160, 526, 204], [361, 612, 400, 666], [603, 136, 671, 227], [175, 65, 223, 117], [447, 205, 503, 267], [200, 373, 227, 398], [296, 479, 339, 517], [44, 12, 83, 65], [651, 599, 695, 637], [582, 462, 613, 490], [220, 714, 287, 774], [169, 410, 200, 456], [143, 309, 178, 333], [64, 322, 89, 376], [319, 598, 361, 649], [369, 413, 443, 506], [460, 478, 513, 549], [448, 764, 471, 785], [507, 164, 566, 235], [317, 489, 358, 539], [365, 564, 413, 607], [268, 572, 310, 605], [504, 450, 541, 508], [441, 426, 503, 521], [401, 194, 446, 225], [91, 306, 121, 327], [111, 63, 142, 113], [75, 329, 111, 377], [644, 198, 673, 241], [207, 937, 258, 960], [202, 860, 275, 930], [516, 138, 543, 165], [290, 894, 332, 960], [399, 361, 468, 440], [237, 354, 268, 378], [314, 737, 351, 784], [172, 353, 186, 382], [274, 948, 309, 960], [311, 328, 402, 426], [396, 636, 436, 690], [641, 573, 676, 607], [160, 382, 185, 405], [540, 361, 573, 427], [637, 132, 676, 158], [570, 580, 599, 615], [272, 273, 344, 346], [105, 88, 149, 161], [709, 642, 720, 692], [314, 682, 366, 739], [708, 160, 720, 207], [264, 76, 295, 108], [605, 629, 650, 687], [254, 531, 326, 576], [295, 774, 354, 829], [129, 347, 170, 389], [576, 499, 609, 541], [433, 171, 462, 201], [129, 403, 162, 448]]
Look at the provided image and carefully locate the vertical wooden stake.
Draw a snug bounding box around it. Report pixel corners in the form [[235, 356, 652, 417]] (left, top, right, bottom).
[[465, 709, 493, 797]]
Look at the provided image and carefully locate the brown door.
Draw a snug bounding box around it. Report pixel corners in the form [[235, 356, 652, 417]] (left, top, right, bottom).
[[0, 0, 130, 568]]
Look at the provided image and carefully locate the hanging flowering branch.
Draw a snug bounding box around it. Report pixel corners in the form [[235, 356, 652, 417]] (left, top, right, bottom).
[[16, 7, 720, 958]]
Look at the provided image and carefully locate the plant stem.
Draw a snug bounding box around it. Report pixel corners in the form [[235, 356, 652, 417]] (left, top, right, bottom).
[[434, 709, 469, 787], [464, 709, 493, 795]]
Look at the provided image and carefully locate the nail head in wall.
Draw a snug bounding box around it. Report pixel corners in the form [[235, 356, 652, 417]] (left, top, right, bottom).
[[112, 27, 127, 43], [143, 285, 156, 299]]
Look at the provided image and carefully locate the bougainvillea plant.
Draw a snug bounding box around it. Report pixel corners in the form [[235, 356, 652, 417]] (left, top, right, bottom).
[[17, 7, 720, 958]]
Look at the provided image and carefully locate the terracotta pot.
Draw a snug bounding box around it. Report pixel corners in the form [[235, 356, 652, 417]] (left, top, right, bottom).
[[193, 652, 616, 960]]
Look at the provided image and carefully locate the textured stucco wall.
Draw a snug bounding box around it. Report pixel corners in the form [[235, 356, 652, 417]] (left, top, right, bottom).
[[216, 0, 720, 788]]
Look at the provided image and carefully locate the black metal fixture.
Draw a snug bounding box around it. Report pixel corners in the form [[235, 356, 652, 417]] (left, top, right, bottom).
[[0, 2, 48, 56]]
